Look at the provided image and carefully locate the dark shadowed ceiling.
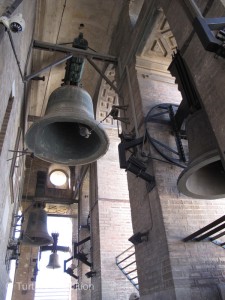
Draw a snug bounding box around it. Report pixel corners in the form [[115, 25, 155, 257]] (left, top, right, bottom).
[[28, 0, 125, 118]]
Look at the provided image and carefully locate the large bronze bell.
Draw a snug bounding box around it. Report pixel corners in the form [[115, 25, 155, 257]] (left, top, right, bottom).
[[46, 253, 61, 269], [22, 204, 53, 246], [177, 109, 225, 199], [25, 86, 109, 165]]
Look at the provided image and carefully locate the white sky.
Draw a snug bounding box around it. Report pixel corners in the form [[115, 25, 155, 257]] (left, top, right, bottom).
[[35, 216, 72, 300], [6, 216, 73, 300]]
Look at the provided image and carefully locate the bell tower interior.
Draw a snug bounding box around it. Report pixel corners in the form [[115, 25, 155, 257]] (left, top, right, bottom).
[[1, 1, 225, 300]]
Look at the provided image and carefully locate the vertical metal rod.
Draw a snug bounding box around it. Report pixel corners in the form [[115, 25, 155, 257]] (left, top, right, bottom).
[[7, 30, 24, 80], [126, 65, 139, 137]]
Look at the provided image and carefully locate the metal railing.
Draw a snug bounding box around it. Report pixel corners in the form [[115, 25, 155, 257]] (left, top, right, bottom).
[[184, 215, 225, 248], [115, 245, 139, 290]]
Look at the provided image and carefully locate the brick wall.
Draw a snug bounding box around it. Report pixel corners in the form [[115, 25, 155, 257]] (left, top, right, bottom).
[[77, 173, 92, 300], [138, 67, 225, 299], [110, 1, 225, 299], [0, 1, 36, 299], [89, 163, 102, 300], [90, 127, 137, 299]]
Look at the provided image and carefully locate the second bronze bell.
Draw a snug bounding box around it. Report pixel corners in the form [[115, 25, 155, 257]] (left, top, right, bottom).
[[46, 252, 61, 269], [22, 204, 53, 246]]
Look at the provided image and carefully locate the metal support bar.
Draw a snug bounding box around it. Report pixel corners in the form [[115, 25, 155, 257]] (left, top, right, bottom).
[[205, 17, 225, 30], [116, 244, 139, 290], [195, 223, 225, 241], [74, 236, 90, 248], [149, 137, 179, 156], [193, 16, 225, 58], [33, 40, 118, 64], [117, 252, 135, 265], [116, 245, 134, 260], [73, 237, 92, 267], [24, 54, 72, 81], [183, 215, 225, 242], [7, 30, 23, 80], [210, 230, 225, 241], [126, 268, 137, 276], [130, 276, 138, 280], [86, 57, 120, 94], [41, 245, 70, 252], [47, 214, 77, 218], [120, 260, 136, 270]]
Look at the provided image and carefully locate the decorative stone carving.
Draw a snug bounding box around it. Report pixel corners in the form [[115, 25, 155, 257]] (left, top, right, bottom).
[[142, 14, 177, 59], [46, 203, 72, 215], [136, 12, 177, 81], [96, 64, 119, 126]]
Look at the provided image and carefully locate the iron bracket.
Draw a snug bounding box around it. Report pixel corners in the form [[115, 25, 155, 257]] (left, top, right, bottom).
[[118, 136, 144, 169], [193, 16, 225, 58], [109, 105, 129, 124], [128, 231, 149, 245], [145, 103, 187, 168], [118, 135, 155, 187], [73, 237, 92, 267], [64, 236, 92, 280], [7, 148, 33, 161], [168, 105, 186, 162]]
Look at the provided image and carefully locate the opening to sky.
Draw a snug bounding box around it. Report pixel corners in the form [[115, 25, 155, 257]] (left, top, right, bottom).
[[35, 216, 72, 300], [6, 215, 73, 300]]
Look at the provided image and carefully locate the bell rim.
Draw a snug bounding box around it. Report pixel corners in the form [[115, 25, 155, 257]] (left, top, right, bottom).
[[22, 235, 53, 246], [177, 150, 225, 199], [25, 115, 109, 166]]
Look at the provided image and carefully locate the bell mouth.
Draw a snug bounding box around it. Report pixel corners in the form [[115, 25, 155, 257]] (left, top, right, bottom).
[[34, 121, 102, 162], [25, 85, 109, 166], [177, 150, 225, 199], [23, 235, 53, 246], [25, 116, 109, 166]]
